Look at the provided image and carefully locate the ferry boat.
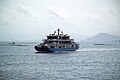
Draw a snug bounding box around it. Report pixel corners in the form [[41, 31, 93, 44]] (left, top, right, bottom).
[[34, 28, 79, 52]]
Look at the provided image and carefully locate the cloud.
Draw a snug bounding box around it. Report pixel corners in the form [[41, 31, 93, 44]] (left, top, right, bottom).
[[82, 13, 103, 22], [98, 7, 120, 26], [0, 6, 17, 25], [16, 3, 36, 18], [60, 7, 120, 35], [0, 4, 36, 25], [46, 7, 69, 19], [99, 7, 118, 16], [0, 5, 120, 36]]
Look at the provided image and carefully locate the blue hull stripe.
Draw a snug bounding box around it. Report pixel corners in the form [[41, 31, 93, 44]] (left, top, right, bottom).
[[48, 47, 79, 51]]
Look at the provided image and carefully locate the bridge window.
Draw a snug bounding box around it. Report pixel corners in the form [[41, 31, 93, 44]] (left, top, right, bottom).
[[47, 36, 58, 39]]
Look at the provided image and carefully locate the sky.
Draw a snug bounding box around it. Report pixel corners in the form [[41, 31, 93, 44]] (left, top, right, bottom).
[[0, 0, 120, 41]]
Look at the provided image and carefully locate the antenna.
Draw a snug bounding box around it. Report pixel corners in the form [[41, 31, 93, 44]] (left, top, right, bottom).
[[54, 31, 56, 35]]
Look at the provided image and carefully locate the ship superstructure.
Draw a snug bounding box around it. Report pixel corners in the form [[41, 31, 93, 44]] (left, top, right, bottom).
[[34, 28, 79, 52]]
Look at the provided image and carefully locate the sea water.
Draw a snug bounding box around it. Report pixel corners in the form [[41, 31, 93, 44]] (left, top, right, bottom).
[[0, 42, 120, 80]]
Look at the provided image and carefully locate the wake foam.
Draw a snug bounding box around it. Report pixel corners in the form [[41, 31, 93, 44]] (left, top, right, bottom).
[[79, 48, 120, 52]]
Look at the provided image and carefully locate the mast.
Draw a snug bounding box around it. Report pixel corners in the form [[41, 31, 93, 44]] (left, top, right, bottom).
[[57, 28, 60, 35], [57, 28, 60, 45]]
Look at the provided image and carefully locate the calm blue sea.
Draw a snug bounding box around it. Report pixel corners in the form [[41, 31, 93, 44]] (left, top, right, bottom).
[[0, 42, 120, 80]]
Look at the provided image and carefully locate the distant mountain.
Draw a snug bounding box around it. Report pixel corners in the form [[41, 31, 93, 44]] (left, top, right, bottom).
[[81, 33, 120, 42]]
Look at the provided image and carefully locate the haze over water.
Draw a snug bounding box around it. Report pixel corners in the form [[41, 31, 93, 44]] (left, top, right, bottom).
[[0, 42, 120, 80]]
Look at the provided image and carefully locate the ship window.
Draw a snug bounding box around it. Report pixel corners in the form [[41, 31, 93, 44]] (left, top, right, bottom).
[[44, 46, 47, 48], [51, 46, 54, 48], [66, 45, 68, 48], [59, 46, 61, 48], [63, 45, 65, 48], [62, 36, 69, 40], [72, 45, 74, 47], [59, 36, 62, 39], [49, 41, 52, 43], [59, 41, 62, 44]]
